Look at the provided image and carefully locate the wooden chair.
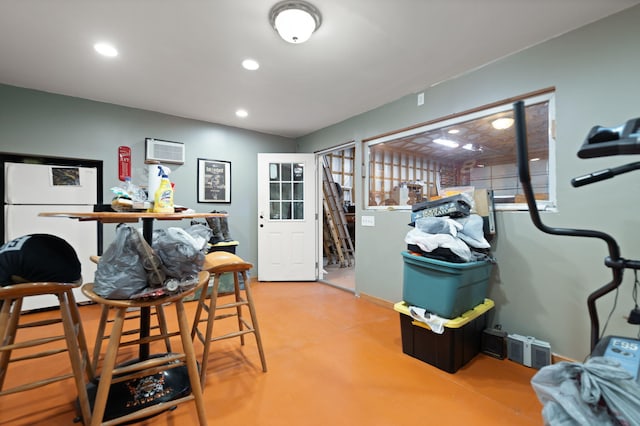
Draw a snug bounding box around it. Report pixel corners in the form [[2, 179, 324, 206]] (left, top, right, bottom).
[[88, 255, 172, 372], [80, 271, 210, 425], [192, 252, 267, 389], [0, 281, 94, 424]]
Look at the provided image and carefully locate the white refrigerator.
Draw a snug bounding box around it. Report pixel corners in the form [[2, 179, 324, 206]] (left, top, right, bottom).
[[3, 161, 99, 310]]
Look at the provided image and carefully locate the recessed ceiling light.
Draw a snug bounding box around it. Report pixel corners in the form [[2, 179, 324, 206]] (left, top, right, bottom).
[[448, 129, 460, 134], [242, 59, 260, 71], [94, 42, 118, 57], [236, 109, 248, 118]]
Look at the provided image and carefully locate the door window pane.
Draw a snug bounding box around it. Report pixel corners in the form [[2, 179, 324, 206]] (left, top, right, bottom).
[[282, 163, 292, 181], [270, 202, 280, 220], [269, 163, 280, 181], [293, 182, 303, 200], [267, 162, 305, 221], [269, 182, 280, 200], [282, 182, 292, 200]]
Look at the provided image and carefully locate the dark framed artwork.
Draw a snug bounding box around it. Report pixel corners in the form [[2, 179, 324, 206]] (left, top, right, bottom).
[[197, 158, 231, 203]]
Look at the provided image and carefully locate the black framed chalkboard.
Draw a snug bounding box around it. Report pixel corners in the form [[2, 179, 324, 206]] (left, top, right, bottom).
[[197, 158, 231, 203]]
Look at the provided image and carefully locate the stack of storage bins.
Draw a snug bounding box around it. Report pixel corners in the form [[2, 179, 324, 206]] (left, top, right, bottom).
[[397, 190, 495, 373]]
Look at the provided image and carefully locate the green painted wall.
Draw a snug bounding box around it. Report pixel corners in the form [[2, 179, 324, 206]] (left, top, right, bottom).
[[297, 5, 640, 360], [0, 84, 296, 268]]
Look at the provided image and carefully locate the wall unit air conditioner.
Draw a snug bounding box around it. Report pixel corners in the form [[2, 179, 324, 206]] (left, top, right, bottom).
[[145, 138, 185, 164], [507, 334, 551, 369]]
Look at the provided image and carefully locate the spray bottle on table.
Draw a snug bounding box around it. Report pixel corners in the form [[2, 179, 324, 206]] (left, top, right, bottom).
[[153, 166, 174, 213]]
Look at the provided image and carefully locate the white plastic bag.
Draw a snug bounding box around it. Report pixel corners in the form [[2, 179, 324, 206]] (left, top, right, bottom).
[[531, 356, 640, 425]]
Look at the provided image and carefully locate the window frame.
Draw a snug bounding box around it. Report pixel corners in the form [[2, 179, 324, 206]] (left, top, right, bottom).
[[363, 91, 556, 212]]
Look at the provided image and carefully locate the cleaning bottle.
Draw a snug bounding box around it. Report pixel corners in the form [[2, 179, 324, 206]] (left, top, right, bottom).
[[153, 167, 174, 213]]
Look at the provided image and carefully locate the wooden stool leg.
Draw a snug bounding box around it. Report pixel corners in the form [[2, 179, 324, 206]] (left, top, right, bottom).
[[190, 291, 205, 341], [155, 305, 173, 353], [90, 307, 126, 426], [233, 272, 245, 346], [199, 274, 221, 389], [242, 271, 267, 372], [92, 305, 110, 372], [58, 290, 93, 425], [0, 298, 20, 390], [67, 291, 95, 382], [176, 300, 208, 425]]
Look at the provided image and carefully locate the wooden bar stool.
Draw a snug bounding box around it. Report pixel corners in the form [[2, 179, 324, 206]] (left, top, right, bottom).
[[0, 281, 94, 424], [192, 252, 267, 389], [88, 255, 172, 372], [80, 271, 210, 426]]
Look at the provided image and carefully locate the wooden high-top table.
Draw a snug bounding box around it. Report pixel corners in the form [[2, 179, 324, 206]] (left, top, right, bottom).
[[39, 211, 224, 422], [38, 211, 225, 360]]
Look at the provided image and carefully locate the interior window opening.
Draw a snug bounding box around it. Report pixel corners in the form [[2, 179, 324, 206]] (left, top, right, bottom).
[[365, 91, 555, 211]]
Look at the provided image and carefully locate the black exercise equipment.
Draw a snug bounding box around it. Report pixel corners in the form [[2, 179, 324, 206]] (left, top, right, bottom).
[[514, 100, 640, 380]]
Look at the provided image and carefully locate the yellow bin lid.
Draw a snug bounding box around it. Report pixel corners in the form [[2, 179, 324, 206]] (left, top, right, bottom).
[[394, 299, 494, 330]]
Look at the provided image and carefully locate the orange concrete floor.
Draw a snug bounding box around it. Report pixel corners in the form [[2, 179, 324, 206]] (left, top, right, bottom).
[[0, 281, 543, 425]]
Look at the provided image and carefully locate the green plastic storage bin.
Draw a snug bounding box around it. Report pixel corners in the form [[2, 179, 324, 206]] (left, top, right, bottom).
[[401, 251, 492, 318], [183, 272, 236, 301]]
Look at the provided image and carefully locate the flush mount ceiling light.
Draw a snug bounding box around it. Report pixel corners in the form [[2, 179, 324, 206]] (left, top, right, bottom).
[[269, 0, 322, 44], [491, 117, 514, 130]]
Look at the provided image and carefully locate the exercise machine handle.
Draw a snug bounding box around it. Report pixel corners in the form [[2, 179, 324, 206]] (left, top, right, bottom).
[[571, 162, 640, 187], [514, 100, 623, 351]]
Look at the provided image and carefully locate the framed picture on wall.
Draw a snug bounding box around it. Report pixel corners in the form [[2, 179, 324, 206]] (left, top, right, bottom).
[[198, 158, 231, 203]]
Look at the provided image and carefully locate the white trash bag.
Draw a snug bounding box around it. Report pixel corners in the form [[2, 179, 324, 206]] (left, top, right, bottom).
[[531, 356, 640, 425]]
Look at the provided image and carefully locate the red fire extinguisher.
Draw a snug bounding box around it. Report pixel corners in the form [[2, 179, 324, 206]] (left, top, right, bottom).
[[118, 146, 131, 181]]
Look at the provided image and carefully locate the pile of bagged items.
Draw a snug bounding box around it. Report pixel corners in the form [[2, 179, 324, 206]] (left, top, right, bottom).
[[405, 190, 495, 264], [93, 223, 212, 300]]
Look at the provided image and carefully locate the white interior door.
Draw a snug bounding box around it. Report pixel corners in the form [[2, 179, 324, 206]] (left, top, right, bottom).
[[257, 153, 317, 281]]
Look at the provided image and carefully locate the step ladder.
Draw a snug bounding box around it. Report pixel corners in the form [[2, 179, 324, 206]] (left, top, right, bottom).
[[322, 157, 354, 267]]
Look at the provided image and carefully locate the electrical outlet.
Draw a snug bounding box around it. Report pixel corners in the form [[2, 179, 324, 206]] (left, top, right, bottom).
[[417, 92, 424, 106], [361, 215, 375, 227]]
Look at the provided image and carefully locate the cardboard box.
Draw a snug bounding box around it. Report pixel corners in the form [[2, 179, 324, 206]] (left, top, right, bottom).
[[402, 251, 493, 318], [394, 299, 494, 373]]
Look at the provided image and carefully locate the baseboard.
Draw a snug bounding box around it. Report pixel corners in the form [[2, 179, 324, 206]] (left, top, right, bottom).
[[359, 292, 394, 309], [552, 353, 577, 364], [352, 292, 579, 364]]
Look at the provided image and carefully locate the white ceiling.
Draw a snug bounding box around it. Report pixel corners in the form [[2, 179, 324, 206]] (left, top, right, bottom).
[[1, 0, 638, 139]]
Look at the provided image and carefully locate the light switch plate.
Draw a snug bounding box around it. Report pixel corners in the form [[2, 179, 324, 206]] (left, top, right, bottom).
[[361, 215, 375, 227]]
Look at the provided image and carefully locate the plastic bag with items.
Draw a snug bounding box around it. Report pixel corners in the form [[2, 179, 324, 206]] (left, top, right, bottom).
[[93, 224, 165, 299], [152, 224, 212, 280], [531, 356, 640, 425]]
